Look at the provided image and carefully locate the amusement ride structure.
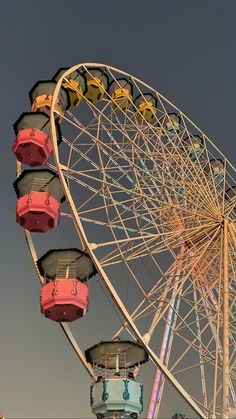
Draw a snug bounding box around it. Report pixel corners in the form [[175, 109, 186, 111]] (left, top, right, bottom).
[[12, 63, 236, 418]]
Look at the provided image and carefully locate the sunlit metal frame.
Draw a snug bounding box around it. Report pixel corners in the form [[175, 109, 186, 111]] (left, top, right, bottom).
[[16, 63, 236, 419]]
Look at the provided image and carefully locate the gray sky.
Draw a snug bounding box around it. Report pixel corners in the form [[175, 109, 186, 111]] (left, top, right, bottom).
[[1, 1, 236, 418]]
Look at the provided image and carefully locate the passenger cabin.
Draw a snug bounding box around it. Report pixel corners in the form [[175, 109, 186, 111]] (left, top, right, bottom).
[[134, 93, 157, 123], [108, 78, 133, 110], [85, 340, 149, 419], [12, 112, 62, 166], [53, 67, 86, 108], [37, 248, 96, 322], [13, 169, 65, 232], [29, 81, 69, 121], [183, 135, 204, 161], [83, 68, 109, 104], [161, 113, 181, 137], [209, 159, 224, 178]]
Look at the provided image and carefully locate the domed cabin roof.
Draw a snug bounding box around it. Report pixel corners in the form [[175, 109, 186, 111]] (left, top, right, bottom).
[[160, 113, 181, 135], [109, 78, 133, 96], [133, 92, 157, 108], [85, 340, 149, 369], [183, 135, 204, 150], [133, 93, 157, 122], [53, 67, 75, 81], [37, 248, 97, 282], [204, 159, 225, 178], [52, 67, 87, 107], [108, 78, 133, 110], [13, 169, 65, 202], [209, 158, 224, 173], [28, 80, 70, 109], [82, 67, 109, 89], [14, 112, 49, 134], [82, 68, 109, 104], [182, 135, 204, 161], [13, 112, 62, 144], [53, 67, 86, 89]]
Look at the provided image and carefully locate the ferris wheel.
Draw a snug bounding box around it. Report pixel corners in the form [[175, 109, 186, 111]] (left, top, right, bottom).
[[12, 63, 236, 419]]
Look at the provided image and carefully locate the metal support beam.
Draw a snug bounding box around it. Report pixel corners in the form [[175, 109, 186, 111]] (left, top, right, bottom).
[[222, 218, 229, 418]]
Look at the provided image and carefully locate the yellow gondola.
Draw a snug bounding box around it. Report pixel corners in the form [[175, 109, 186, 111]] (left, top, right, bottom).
[[29, 80, 69, 121], [108, 78, 133, 110], [83, 68, 108, 104], [134, 93, 157, 122], [53, 67, 86, 108]]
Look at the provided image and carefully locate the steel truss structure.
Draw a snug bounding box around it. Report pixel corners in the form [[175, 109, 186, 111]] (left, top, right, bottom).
[[17, 64, 236, 419]]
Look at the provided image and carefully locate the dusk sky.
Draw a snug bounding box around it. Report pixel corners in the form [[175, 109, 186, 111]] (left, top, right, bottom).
[[1, 1, 236, 418]]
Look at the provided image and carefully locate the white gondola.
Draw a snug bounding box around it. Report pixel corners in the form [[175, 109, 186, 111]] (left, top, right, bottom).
[[85, 340, 148, 419], [183, 135, 204, 161], [209, 159, 225, 178], [160, 113, 181, 137]]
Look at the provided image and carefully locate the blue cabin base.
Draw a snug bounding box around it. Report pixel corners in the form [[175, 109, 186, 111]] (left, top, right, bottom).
[[90, 379, 143, 418]]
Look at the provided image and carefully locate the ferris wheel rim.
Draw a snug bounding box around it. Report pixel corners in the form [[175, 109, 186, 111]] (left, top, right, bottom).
[[16, 62, 236, 419], [53, 62, 236, 176], [47, 62, 216, 418], [15, 160, 95, 381]]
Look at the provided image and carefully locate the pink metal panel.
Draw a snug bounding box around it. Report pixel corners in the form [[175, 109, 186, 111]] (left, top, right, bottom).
[[16, 192, 60, 232], [40, 279, 89, 322], [12, 128, 53, 166]]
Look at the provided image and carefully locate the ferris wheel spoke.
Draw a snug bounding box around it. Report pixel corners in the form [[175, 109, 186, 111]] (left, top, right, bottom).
[[144, 255, 184, 344], [62, 136, 216, 231], [172, 290, 218, 369], [228, 221, 236, 252], [51, 146, 207, 417], [152, 292, 182, 418], [140, 228, 220, 347], [170, 306, 216, 367], [56, 171, 219, 262], [112, 249, 185, 338], [155, 97, 222, 214], [15, 62, 236, 419], [179, 111, 222, 214], [62, 106, 219, 219], [99, 222, 218, 267], [161, 261, 223, 384], [193, 284, 209, 414], [147, 284, 183, 418], [132, 77, 223, 209], [199, 286, 236, 414], [51, 162, 163, 233]]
